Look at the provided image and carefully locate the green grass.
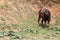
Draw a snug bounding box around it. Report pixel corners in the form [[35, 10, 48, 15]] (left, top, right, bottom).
[[0, 19, 60, 40]]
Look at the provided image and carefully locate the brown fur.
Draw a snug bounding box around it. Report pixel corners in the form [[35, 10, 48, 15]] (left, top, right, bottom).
[[38, 8, 51, 29]]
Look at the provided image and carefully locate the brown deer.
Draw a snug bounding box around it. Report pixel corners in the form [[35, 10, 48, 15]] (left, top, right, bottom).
[[38, 7, 51, 29]]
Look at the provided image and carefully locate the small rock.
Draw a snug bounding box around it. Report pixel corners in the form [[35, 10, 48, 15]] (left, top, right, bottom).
[[33, 30, 37, 34], [0, 33, 4, 38]]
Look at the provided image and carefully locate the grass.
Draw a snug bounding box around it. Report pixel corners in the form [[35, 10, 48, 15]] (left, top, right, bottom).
[[0, 0, 60, 40], [0, 21, 60, 40]]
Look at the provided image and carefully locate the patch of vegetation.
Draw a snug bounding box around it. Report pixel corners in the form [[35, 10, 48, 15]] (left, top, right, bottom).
[[51, 26, 60, 31], [0, 17, 6, 21]]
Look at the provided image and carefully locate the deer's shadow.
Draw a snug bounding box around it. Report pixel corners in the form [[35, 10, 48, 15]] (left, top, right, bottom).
[[38, 23, 48, 29]]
